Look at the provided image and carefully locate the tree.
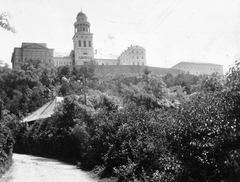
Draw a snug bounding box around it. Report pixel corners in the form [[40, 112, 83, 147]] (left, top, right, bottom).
[[143, 67, 151, 76], [0, 12, 16, 33], [57, 65, 71, 79]]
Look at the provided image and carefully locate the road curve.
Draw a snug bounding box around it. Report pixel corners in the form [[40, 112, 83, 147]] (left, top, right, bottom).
[[1, 154, 96, 182]]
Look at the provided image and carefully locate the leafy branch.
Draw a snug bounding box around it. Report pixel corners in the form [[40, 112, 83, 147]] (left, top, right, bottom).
[[0, 12, 16, 33]]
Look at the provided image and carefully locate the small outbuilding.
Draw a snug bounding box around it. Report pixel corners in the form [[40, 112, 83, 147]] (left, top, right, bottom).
[[22, 97, 64, 124]]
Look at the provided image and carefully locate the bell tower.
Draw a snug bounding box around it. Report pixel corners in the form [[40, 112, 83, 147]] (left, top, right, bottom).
[[73, 11, 94, 65]]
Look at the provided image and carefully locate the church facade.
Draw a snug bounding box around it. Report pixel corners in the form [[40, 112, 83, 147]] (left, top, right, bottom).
[[11, 43, 54, 69]]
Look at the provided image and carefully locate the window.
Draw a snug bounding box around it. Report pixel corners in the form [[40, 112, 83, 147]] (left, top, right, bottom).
[[78, 40, 81, 47], [132, 56, 134, 58], [137, 56, 139, 59], [84, 41, 86, 47], [142, 62, 144, 66], [133, 62, 135, 65], [142, 56, 144, 59], [89, 41, 91, 47]]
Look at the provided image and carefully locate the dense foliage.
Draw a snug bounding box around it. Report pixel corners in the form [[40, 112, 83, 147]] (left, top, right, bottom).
[[1, 60, 240, 181], [0, 110, 15, 177]]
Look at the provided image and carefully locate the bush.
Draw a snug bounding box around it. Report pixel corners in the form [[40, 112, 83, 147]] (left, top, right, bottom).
[[169, 91, 240, 182], [0, 112, 15, 177], [77, 104, 179, 180]]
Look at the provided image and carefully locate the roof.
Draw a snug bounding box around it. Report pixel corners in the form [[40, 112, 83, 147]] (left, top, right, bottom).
[[171, 61, 223, 68], [22, 43, 47, 48], [94, 53, 119, 60], [128, 45, 145, 50], [54, 52, 71, 57], [22, 97, 64, 123], [77, 11, 87, 17]]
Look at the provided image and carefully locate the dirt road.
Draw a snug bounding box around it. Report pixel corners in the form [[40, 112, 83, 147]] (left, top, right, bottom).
[[1, 154, 96, 182]]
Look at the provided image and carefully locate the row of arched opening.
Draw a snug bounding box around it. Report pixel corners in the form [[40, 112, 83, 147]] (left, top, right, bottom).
[[78, 40, 91, 48]]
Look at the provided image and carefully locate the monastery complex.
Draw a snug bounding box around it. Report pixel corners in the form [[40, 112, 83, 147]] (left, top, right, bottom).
[[11, 11, 223, 75], [11, 11, 147, 69]]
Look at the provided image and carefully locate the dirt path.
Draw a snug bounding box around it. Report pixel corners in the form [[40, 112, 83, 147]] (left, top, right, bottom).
[[1, 154, 96, 182]]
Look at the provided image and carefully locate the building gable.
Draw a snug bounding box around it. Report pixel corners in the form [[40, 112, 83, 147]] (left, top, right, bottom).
[[22, 43, 48, 50]]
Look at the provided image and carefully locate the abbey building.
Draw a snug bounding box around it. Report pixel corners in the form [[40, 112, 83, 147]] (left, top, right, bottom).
[[11, 11, 147, 69]]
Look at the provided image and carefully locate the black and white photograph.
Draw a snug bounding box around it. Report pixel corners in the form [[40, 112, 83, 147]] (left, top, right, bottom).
[[1, 0, 240, 181]]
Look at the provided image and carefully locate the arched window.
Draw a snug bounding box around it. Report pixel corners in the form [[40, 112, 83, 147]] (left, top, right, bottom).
[[89, 41, 91, 47], [84, 41, 86, 47], [78, 40, 81, 47]]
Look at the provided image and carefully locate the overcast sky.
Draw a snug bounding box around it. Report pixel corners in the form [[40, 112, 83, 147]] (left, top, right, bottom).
[[1, 0, 240, 71]]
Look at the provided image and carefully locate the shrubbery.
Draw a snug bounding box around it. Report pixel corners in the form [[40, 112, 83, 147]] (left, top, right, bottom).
[[169, 91, 240, 181], [0, 112, 15, 177], [3, 61, 240, 181]]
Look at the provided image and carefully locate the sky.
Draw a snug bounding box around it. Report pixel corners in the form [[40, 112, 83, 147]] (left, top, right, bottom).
[[1, 0, 240, 72]]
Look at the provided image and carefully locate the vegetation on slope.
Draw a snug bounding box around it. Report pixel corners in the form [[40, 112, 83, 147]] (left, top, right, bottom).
[[1, 60, 240, 181]]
